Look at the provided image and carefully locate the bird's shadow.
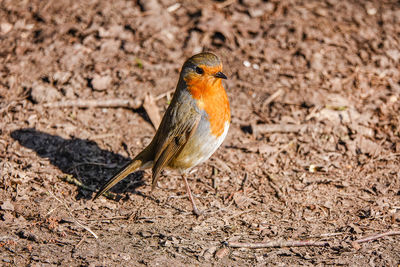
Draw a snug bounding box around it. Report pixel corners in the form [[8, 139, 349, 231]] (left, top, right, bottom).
[[10, 128, 145, 200]]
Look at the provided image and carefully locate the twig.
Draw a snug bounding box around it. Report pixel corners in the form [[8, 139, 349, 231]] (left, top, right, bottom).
[[210, 157, 232, 173], [87, 214, 164, 222], [354, 231, 400, 244], [61, 175, 94, 192], [71, 162, 119, 169], [46, 205, 61, 216], [166, 3, 181, 12], [87, 215, 132, 221], [90, 133, 117, 140], [227, 240, 329, 248], [217, 0, 236, 9], [254, 124, 306, 134], [224, 209, 254, 221], [309, 232, 344, 238], [60, 174, 116, 199], [42, 98, 142, 109], [264, 172, 286, 202], [74, 235, 86, 250], [262, 89, 284, 109], [48, 190, 98, 239], [0, 91, 30, 114], [239, 172, 248, 191], [372, 153, 400, 162], [154, 89, 174, 101], [227, 231, 400, 249]]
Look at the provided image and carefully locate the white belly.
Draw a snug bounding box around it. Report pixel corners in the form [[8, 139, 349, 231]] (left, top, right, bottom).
[[171, 121, 230, 170]]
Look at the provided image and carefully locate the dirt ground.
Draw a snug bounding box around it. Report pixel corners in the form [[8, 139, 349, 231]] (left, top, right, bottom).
[[1, 0, 400, 265]]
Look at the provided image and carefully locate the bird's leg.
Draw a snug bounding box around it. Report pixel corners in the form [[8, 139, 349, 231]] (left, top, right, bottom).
[[182, 174, 202, 216]]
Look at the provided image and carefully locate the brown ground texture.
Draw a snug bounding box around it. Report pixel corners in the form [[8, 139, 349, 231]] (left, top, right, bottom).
[[1, 0, 400, 266]]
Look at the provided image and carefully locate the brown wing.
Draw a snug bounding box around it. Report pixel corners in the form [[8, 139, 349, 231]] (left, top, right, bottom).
[[150, 94, 201, 189]]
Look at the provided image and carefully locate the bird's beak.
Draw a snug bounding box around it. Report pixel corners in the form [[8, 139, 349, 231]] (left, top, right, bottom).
[[214, 71, 227, 79]]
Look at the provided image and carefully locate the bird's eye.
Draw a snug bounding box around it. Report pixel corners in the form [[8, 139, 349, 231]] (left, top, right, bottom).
[[195, 67, 204, 74]]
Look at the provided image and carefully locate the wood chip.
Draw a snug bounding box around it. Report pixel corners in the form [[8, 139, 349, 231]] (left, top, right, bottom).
[[215, 247, 229, 259]]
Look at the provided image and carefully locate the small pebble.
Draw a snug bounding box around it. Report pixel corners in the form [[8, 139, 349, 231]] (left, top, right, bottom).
[[309, 164, 316, 173], [366, 7, 377, 16], [389, 95, 397, 103], [1, 22, 13, 34], [92, 74, 112, 91], [1, 200, 15, 211]]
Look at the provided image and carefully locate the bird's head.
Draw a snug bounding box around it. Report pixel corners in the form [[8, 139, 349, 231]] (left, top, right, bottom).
[[180, 52, 227, 87]]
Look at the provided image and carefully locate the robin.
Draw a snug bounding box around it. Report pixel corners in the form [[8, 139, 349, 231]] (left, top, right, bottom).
[[94, 52, 230, 216]]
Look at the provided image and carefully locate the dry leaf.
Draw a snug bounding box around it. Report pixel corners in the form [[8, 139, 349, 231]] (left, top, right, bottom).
[[143, 92, 162, 129]]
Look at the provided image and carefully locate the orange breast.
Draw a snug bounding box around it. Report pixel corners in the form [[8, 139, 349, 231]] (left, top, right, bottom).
[[185, 75, 230, 137]]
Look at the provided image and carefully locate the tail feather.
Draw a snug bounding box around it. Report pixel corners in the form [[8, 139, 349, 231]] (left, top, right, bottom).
[[93, 158, 144, 200]]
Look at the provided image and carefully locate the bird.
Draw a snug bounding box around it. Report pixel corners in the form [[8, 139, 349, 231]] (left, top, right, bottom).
[[93, 52, 230, 216]]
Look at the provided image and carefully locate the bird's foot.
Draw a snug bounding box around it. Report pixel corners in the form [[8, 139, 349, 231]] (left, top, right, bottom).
[[192, 206, 204, 217]]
